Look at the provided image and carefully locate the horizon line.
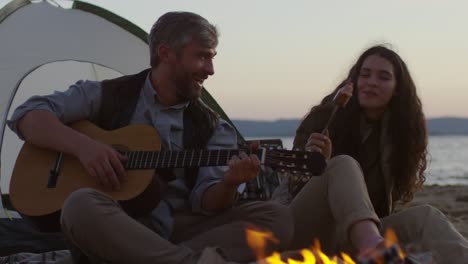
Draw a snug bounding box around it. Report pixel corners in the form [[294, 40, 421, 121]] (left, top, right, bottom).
[[231, 116, 468, 122]]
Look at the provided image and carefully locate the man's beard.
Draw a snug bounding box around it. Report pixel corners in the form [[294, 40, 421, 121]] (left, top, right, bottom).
[[172, 68, 202, 102], [174, 81, 201, 102]]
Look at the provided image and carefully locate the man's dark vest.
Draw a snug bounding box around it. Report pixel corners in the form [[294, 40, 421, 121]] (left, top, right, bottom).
[[97, 69, 219, 188]]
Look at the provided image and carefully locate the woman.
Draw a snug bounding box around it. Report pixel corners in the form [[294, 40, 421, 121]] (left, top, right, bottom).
[[283, 45, 468, 262]]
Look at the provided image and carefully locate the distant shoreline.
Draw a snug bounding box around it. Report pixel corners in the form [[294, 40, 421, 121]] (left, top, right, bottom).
[[233, 117, 468, 137]]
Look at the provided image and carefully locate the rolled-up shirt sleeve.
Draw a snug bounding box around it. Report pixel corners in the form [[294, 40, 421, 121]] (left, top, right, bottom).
[[189, 118, 238, 213], [7, 80, 102, 139]]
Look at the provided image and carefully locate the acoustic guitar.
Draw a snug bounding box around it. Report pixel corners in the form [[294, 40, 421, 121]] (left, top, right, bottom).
[[9, 120, 326, 232]]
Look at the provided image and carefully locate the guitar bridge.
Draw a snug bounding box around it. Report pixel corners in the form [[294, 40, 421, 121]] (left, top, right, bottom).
[[47, 152, 63, 188]]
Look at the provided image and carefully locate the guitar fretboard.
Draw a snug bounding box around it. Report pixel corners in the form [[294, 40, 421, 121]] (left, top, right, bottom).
[[124, 149, 264, 169]]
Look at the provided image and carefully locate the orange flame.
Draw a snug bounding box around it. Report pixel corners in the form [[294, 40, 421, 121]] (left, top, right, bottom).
[[246, 227, 406, 264], [246, 229, 280, 260], [246, 228, 355, 264], [384, 228, 406, 259]]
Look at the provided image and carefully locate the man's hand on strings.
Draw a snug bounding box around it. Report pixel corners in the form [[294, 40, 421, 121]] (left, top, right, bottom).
[[77, 138, 128, 190]]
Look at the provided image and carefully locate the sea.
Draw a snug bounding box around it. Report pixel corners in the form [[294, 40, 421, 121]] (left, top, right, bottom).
[[1, 135, 467, 191], [246, 135, 468, 186]]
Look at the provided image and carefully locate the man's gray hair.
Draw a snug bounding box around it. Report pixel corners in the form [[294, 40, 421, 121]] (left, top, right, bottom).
[[148, 12, 219, 67]]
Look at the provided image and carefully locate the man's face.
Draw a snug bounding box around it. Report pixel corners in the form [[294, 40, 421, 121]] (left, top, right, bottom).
[[169, 39, 217, 101]]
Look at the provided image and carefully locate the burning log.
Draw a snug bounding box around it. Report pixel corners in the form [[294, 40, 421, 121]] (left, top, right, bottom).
[[246, 228, 429, 264], [357, 245, 421, 264]]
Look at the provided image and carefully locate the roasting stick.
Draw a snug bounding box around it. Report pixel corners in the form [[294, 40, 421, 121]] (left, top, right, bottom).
[[321, 83, 353, 134]]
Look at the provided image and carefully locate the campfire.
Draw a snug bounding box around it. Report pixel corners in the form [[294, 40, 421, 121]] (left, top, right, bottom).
[[246, 228, 416, 264]]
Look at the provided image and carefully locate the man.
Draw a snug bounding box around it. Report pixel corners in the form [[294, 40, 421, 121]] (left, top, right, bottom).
[[7, 12, 292, 264]]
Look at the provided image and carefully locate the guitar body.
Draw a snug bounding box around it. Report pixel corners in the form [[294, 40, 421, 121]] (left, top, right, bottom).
[[9, 120, 163, 232]]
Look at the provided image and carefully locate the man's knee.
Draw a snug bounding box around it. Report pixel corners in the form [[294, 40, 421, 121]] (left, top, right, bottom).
[[242, 201, 294, 247], [63, 188, 105, 213], [261, 202, 294, 247], [61, 188, 114, 229], [248, 201, 292, 224]]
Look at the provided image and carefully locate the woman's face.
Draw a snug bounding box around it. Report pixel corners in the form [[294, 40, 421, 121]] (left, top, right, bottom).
[[357, 54, 397, 120]]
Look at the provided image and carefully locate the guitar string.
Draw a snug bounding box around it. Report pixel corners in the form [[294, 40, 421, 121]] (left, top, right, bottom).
[[124, 153, 308, 171], [123, 152, 304, 162]]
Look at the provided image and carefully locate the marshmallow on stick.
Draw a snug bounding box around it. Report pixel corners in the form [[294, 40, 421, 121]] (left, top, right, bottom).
[[321, 82, 353, 134]]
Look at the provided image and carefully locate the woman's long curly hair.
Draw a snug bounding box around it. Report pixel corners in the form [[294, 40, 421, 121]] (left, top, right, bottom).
[[303, 45, 428, 204]]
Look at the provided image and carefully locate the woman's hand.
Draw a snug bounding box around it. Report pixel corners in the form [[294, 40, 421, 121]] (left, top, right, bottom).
[[305, 130, 332, 160]]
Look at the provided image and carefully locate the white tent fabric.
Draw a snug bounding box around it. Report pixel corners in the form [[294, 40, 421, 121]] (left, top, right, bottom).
[[0, 0, 150, 212]]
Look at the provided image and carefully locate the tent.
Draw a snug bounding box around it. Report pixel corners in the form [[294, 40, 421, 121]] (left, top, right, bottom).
[[0, 0, 244, 214]]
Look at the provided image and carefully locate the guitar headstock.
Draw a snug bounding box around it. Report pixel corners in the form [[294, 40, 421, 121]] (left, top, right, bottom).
[[263, 148, 327, 176]]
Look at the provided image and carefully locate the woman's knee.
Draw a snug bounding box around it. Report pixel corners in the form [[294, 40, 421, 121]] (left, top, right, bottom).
[[327, 155, 361, 172], [401, 204, 444, 220], [382, 204, 446, 235], [322, 155, 365, 186]]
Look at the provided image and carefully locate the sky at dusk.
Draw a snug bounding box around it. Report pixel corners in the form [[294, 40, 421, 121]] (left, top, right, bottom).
[[1, 0, 468, 193], [1, 0, 468, 120]]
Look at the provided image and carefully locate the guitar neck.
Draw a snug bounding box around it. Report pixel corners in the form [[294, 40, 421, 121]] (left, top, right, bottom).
[[124, 149, 265, 169]]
